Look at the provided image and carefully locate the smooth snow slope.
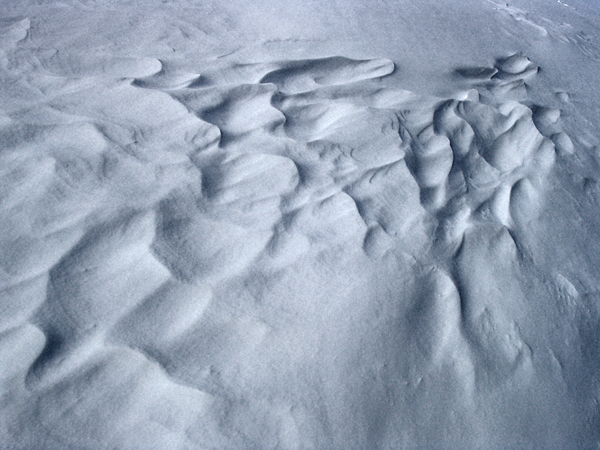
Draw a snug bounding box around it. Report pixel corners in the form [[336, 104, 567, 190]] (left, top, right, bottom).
[[1, 0, 600, 448]]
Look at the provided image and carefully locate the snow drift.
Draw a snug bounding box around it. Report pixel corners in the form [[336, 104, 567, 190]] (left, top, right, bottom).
[[1, 0, 600, 448]]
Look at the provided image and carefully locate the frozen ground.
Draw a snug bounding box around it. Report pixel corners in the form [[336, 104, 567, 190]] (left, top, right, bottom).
[[1, 0, 600, 448]]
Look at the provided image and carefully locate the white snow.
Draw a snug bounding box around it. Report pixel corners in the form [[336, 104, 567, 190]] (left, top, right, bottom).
[[1, 0, 600, 448]]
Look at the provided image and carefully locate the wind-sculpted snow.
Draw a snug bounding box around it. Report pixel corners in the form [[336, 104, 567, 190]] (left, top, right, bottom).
[[0, 8, 596, 445]]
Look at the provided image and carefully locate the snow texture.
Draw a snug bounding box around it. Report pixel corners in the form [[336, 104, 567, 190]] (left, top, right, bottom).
[[1, 0, 600, 448]]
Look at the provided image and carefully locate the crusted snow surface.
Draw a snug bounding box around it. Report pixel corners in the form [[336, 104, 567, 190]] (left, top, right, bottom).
[[1, 0, 600, 448]]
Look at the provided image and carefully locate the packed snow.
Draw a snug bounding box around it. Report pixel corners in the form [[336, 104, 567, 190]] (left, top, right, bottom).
[[1, 0, 600, 448]]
